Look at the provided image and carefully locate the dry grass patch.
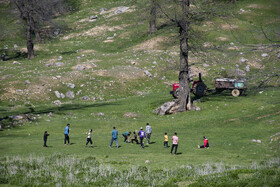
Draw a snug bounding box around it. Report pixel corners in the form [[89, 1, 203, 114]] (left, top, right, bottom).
[[216, 37, 228, 41], [61, 25, 127, 40], [133, 36, 169, 50], [246, 61, 264, 69], [221, 24, 238, 30], [247, 4, 264, 9]]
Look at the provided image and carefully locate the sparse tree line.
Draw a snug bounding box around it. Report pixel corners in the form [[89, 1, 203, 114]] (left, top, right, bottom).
[[4, 0, 279, 113]]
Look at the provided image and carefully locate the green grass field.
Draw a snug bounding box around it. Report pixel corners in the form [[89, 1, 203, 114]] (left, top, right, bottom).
[[0, 0, 280, 186]]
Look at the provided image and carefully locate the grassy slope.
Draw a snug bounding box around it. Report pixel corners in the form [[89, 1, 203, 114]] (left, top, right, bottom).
[[0, 0, 280, 185], [0, 88, 279, 170]]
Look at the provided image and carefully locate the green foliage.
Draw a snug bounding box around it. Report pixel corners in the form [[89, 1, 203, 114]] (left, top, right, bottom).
[[65, 0, 82, 11]]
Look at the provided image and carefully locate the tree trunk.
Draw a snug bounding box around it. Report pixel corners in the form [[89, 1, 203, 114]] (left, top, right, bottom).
[[149, 0, 157, 35], [27, 16, 34, 59], [177, 0, 192, 111]]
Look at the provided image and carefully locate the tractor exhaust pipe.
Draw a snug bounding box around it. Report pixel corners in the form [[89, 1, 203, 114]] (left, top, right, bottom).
[[199, 72, 202, 82]]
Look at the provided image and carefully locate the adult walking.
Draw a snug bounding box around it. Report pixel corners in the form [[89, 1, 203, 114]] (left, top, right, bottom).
[[145, 123, 152, 144], [85, 129, 93, 148], [170, 132, 178, 155], [109, 126, 119, 148], [138, 127, 146, 148], [64, 124, 70, 145]]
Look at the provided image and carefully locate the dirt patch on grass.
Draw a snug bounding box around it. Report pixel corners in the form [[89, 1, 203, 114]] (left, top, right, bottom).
[[247, 4, 263, 9], [119, 31, 131, 39], [79, 50, 96, 54], [61, 24, 126, 40], [133, 36, 169, 50], [221, 24, 238, 30], [256, 111, 280, 120], [100, 6, 136, 18], [216, 37, 228, 41], [246, 61, 264, 69], [94, 66, 145, 80]]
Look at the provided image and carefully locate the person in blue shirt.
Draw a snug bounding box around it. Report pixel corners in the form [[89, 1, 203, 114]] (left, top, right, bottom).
[[109, 126, 119, 148], [138, 127, 146, 148], [64, 124, 70, 145]]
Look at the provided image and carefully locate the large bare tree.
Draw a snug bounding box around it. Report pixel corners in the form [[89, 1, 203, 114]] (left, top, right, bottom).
[[12, 0, 67, 58], [149, 0, 157, 35], [153, 0, 228, 113]]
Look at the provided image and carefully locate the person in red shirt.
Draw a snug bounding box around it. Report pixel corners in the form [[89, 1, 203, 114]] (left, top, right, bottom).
[[198, 136, 209, 148], [170, 132, 178, 155]]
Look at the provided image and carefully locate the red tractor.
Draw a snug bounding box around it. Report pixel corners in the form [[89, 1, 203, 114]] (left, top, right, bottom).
[[171, 73, 207, 98], [171, 73, 247, 98]]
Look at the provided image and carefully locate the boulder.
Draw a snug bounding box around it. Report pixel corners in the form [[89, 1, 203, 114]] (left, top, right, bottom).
[[76, 90, 82, 95], [153, 101, 176, 116], [25, 80, 31, 85], [234, 69, 246, 77], [90, 15, 98, 20], [52, 100, 62, 106], [81, 96, 90, 101], [66, 91, 75, 99], [115, 6, 130, 14], [244, 65, 250, 72], [54, 62, 64, 67], [144, 70, 152, 77], [55, 91, 61, 98], [261, 53, 268, 57], [239, 57, 248, 63], [67, 83, 75, 89]]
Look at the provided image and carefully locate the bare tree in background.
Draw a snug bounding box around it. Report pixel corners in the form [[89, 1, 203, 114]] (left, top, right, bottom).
[[149, 0, 157, 35], [152, 0, 229, 113], [12, 0, 67, 58]]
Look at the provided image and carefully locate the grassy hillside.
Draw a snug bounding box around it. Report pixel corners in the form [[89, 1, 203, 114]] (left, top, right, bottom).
[[0, 0, 279, 186]]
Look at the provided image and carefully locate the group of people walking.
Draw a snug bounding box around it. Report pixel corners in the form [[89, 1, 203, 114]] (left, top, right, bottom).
[[110, 123, 152, 149], [43, 123, 210, 154]]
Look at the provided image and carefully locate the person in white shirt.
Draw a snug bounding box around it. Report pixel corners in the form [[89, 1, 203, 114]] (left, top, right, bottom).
[[145, 123, 152, 144], [86, 129, 93, 148]]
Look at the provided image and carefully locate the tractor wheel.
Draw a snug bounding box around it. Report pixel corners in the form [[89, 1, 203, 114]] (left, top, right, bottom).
[[172, 88, 179, 98], [193, 82, 207, 97], [232, 89, 240, 97]]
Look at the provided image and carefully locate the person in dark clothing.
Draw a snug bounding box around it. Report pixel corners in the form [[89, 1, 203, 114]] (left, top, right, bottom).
[[64, 124, 70, 145], [131, 131, 139, 144], [198, 136, 209, 149], [43, 131, 49, 147]]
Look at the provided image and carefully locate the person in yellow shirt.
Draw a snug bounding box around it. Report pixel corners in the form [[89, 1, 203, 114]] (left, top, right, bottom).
[[164, 132, 169, 148]]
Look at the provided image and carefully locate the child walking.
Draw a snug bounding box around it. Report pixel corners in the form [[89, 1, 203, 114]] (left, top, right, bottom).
[[164, 132, 168, 148], [86, 129, 93, 148]]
